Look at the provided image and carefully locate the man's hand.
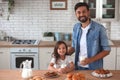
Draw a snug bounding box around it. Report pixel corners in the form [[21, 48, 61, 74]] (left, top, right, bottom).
[[80, 58, 93, 66], [68, 47, 75, 55]]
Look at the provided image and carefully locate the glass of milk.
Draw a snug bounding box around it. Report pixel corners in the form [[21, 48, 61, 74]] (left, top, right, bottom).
[[78, 56, 87, 67]]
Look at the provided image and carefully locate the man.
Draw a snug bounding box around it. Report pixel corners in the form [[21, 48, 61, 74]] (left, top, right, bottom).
[[68, 2, 111, 70]]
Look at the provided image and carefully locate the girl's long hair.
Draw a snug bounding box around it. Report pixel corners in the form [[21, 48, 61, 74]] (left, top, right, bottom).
[[52, 41, 68, 63]]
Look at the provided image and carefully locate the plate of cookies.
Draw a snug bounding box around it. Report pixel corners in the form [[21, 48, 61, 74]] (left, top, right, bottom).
[[29, 75, 46, 80], [91, 69, 113, 78], [44, 71, 59, 78]]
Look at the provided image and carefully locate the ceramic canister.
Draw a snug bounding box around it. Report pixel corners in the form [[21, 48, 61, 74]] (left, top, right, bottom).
[[55, 32, 63, 41]]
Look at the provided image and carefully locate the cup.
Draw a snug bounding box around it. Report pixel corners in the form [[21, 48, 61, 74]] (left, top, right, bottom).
[[55, 32, 63, 41], [79, 56, 86, 66], [61, 64, 67, 68], [80, 56, 86, 61], [90, 3, 94, 8], [78, 56, 87, 67], [64, 33, 70, 41]]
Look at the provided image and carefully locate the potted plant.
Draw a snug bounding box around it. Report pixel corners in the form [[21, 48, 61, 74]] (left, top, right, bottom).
[[43, 32, 54, 41], [7, 0, 15, 20]]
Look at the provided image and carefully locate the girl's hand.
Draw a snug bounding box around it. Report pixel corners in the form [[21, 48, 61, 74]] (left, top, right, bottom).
[[62, 67, 68, 73], [67, 47, 75, 55], [57, 68, 63, 73], [57, 68, 67, 73]]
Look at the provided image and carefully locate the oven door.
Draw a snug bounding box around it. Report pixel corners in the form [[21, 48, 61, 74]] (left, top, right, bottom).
[[10, 53, 39, 70]]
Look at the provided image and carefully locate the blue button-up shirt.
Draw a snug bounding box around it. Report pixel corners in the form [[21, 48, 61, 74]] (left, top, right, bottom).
[[72, 20, 111, 70]]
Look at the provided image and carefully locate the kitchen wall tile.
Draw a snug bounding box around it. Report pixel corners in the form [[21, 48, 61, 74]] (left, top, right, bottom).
[[111, 22, 120, 40]]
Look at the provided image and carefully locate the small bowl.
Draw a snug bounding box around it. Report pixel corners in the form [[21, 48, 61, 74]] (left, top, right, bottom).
[[103, 4, 112, 8], [102, 14, 114, 18]]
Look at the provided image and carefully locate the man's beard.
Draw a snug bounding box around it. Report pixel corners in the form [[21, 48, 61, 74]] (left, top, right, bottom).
[[78, 16, 88, 23]]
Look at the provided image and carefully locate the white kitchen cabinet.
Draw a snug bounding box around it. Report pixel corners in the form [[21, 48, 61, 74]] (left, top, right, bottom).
[[39, 47, 54, 70], [116, 47, 120, 70], [0, 48, 10, 69], [79, 0, 119, 21], [103, 47, 116, 70]]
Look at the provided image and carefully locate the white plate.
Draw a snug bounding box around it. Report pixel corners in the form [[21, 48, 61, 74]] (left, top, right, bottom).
[[91, 71, 113, 78]]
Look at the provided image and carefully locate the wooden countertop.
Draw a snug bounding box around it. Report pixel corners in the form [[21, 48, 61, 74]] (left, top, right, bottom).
[[0, 40, 117, 48], [0, 41, 39, 47], [112, 40, 120, 47], [38, 41, 71, 47], [0, 41, 71, 47], [0, 70, 120, 80]]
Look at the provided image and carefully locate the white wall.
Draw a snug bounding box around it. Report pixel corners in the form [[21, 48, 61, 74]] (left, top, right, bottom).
[[111, 22, 120, 40], [0, 0, 78, 40], [0, 0, 120, 40]]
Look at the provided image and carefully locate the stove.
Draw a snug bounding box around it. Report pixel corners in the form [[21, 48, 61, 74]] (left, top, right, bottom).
[[10, 47, 39, 69], [11, 39, 40, 69], [12, 40, 39, 45]]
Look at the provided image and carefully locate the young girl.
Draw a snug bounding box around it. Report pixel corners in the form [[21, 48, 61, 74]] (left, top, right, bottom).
[[48, 41, 74, 73]]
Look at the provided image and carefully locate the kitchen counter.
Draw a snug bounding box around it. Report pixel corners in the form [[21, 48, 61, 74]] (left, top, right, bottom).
[[0, 70, 120, 80], [38, 41, 71, 47], [0, 41, 11, 47], [0, 41, 38, 47], [112, 40, 120, 47], [0, 41, 71, 47], [0, 40, 117, 47]]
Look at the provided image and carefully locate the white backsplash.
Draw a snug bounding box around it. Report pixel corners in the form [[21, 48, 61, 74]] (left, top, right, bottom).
[[0, 0, 120, 40], [111, 21, 120, 40]]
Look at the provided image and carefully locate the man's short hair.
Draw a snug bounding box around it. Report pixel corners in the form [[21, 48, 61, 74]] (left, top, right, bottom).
[[74, 2, 89, 11]]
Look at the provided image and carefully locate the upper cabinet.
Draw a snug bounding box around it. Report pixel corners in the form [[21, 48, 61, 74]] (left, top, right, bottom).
[[79, 0, 119, 22]]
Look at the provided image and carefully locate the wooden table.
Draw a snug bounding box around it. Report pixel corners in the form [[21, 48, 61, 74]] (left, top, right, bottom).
[[0, 70, 120, 80]]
